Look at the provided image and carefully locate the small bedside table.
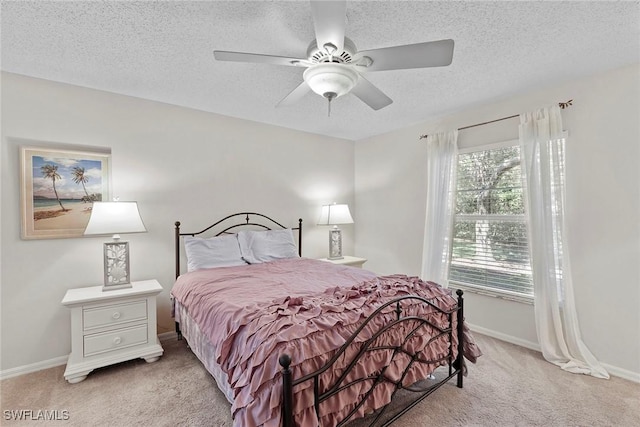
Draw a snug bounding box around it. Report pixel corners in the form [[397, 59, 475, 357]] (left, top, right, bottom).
[[317, 256, 367, 268], [61, 279, 164, 384]]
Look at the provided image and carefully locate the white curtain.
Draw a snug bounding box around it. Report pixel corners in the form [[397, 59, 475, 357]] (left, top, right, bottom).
[[519, 105, 609, 379], [421, 130, 458, 287]]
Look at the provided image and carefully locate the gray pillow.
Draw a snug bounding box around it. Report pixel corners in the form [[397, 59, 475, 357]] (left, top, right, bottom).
[[237, 229, 299, 264], [184, 234, 246, 271]]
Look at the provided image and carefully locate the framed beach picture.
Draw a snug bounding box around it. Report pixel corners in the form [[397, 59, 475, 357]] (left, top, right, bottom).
[[20, 146, 111, 239]]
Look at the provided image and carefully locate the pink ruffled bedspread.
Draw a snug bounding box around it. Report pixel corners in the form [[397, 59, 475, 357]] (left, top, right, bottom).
[[171, 258, 481, 427]]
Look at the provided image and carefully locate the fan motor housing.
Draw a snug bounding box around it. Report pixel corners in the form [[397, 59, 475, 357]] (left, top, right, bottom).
[[307, 37, 357, 64]]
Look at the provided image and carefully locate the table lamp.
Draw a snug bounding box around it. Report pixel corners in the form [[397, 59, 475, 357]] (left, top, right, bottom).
[[84, 201, 147, 291], [317, 203, 354, 260]]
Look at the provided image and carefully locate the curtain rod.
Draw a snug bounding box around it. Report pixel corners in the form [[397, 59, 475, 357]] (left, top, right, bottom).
[[419, 100, 573, 140]]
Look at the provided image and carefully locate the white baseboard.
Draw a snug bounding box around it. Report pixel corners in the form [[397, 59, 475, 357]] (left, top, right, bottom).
[[467, 322, 542, 352], [467, 323, 640, 384], [1, 333, 178, 381], [0, 355, 68, 381], [600, 363, 640, 383], [158, 331, 177, 342]]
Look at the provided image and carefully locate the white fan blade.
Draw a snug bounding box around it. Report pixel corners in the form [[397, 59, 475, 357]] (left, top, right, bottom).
[[276, 82, 311, 107], [353, 39, 454, 72], [214, 51, 311, 67], [351, 76, 393, 110], [310, 0, 346, 54]]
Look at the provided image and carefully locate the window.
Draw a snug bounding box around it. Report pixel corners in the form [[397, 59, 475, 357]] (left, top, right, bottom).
[[448, 141, 533, 300]]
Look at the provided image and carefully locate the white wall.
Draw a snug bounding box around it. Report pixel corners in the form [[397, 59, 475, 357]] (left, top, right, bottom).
[[0, 72, 356, 372], [3, 64, 639, 381], [355, 63, 640, 379]]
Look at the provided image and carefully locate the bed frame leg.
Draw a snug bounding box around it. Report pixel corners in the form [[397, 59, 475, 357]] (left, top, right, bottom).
[[175, 321, 183, 341], [456, 289, 464, 388], [280, 354, 294, 427]]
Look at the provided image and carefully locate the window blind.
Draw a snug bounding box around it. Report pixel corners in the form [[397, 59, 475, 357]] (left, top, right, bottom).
[[449, 144, 533, 297]]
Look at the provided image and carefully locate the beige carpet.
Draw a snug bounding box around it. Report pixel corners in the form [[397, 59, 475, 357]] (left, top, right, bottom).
[[1, 333, 639, 426]]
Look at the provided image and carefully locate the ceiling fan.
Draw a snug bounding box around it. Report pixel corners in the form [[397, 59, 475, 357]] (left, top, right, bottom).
[[213, 1, 454, 114]]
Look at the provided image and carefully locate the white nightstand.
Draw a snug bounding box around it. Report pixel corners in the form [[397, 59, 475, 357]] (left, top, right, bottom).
[[61, 279, 164, 384], [317, 256, 367, 268]]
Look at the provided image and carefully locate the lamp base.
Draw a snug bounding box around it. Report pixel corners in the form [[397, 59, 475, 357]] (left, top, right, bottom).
[[328, 227, 344, 260], [103, 241, 131, 291]]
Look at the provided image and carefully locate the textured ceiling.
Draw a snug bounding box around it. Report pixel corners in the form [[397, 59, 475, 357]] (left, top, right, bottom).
[[2, 1, 639, 141]]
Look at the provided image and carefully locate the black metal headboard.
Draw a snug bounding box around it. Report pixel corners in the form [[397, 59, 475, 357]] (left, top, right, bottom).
[[174, 212, 303, 279]]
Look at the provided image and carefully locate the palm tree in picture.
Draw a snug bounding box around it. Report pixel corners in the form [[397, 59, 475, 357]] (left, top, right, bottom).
[[41, 164, 67, 211], [71, 166, 93, 202]]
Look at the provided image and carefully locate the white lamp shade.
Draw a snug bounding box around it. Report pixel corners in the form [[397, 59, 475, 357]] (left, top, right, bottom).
[[317, 204, 354, 225], [84, 202, 147, 235], [303, 63, 359, 98]]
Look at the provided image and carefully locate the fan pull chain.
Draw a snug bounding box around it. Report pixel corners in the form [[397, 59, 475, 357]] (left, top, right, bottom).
[[324, 91, 337, 117]]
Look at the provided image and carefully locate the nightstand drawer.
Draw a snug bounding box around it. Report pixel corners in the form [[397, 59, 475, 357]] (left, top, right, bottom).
[[84, 324, 148, 357], [83, 300, 147, 331]]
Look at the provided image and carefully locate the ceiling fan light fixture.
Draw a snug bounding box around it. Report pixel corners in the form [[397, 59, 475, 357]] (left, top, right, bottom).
[[303, 63, 359, 99]]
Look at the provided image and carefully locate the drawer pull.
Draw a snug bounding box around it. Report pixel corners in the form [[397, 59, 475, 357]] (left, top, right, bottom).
[[112, 312, 121, 320], [113, 337, 122, 345]]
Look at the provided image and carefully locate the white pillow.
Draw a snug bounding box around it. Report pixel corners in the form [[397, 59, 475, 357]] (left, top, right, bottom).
[[183, 234, 246, 272], [237, 229, 299, 264]]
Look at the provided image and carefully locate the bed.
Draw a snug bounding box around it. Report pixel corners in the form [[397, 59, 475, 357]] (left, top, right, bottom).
[[171, 212, 481, 427]]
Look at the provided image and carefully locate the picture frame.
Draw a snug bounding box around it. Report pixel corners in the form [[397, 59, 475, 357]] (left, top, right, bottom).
[[20, 145, 111, 239]]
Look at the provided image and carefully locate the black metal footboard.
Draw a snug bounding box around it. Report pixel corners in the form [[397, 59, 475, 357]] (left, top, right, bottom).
[[280, 289, 465, 427]]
